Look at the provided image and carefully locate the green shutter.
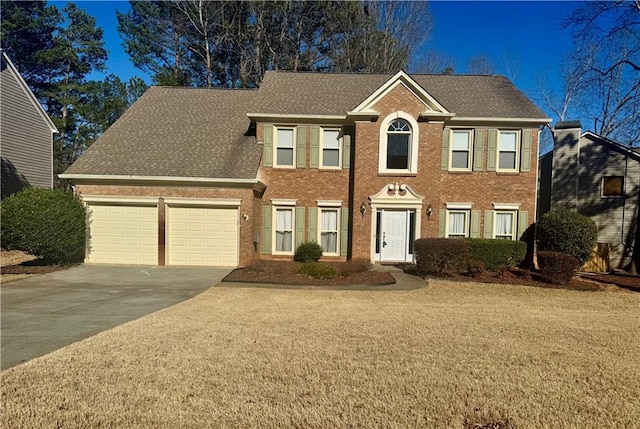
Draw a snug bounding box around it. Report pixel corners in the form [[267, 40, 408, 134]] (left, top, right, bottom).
[[517, 210, 529, 240], [438, 209, 446, 238], [342, 133, 351, 169], [484, 210, 494, 238], [520, 129, 532, 172], [441, 128, 451, 170], [295, 207, 305, 247], [310, 126, 320, 168], [263, 125, 273, 167], [308, 207, 318, 242], [262, 206, 272, 254], [473, 129, 485, 171], [487, 129, 497, 171], [340, 208, 349, 256], [470, 210, 481, 238], [296, 126, 307, 168]]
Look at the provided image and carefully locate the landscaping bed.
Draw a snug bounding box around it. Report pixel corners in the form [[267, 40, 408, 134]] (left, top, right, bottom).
[[1, 249, 70, 283], [224, 259, 395, 286]]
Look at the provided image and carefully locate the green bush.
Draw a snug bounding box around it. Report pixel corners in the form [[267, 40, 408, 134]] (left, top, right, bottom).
[[536, 209, 597, 265], [1, 187, 87, 264], [414, 238, 469, 277], [537, 251, 580, 284], [294, 241, 323, 262], [465, 238, 527, 271], [297, 261, 338, 279]]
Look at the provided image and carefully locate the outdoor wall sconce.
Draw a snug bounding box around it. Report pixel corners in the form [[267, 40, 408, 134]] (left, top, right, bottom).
[[360, 202, 367, 217], [426, 204, 433, 218], [242, 213, 249, 221]]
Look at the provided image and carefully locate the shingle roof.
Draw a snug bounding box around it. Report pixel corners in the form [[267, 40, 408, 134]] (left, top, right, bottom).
[[64, 87, 262, 179], [64, 71, 547, 179], [257, 71, 547, 118]]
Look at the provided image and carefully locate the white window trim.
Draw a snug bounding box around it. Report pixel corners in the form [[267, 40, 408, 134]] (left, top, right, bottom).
[[449, 129, 473, 171], [320, 127, 342, 170], [445, 202, 473, 210], [601, 176, 625, 198], [272, 206, 295, 255], [318, 207, 340, 256], [270, 198, 297, 206], [378, 111, 419, 174], [496, 129, 521, 172], [274, 126, 296, 169], [493, 210, 518, 240], [492, 203, 520, 210], [445, 209, 470, 238], [316, 200, 342, 207]]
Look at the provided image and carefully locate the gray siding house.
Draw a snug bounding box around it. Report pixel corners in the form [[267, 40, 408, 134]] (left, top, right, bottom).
[[538, 121, 639, 270], [1, 50, 58, 199]]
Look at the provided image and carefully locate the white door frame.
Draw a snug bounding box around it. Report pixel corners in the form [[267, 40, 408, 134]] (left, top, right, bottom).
[[379, 209, 410, 262], [368, 183, 424, 263]]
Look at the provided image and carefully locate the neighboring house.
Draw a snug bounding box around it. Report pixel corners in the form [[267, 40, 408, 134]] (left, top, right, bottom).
[[538, 121, 639, 270], [1, 50, 58, 199], [60, 70, 549, 267]]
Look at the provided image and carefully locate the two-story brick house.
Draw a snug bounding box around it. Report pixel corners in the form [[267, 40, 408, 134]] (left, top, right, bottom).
[[61, 71, 549, 266]]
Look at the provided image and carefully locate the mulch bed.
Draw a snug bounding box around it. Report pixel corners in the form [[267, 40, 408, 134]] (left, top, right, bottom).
[[583, 273, 640, 291], [224, 260, 395, 286]]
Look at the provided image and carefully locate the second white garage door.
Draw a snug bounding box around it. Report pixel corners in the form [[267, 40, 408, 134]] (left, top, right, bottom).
[[167, 206, 239, 266]]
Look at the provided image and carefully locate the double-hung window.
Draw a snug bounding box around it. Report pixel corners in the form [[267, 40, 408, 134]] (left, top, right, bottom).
[[274, 207, 294, 253], [321, 129, 341, 168], [494, 211, 516, 240], [275, 127, 295, 167], [497, 130, 519, 171], [319, 208, 339, 254], [451, 130, 472, 170], [447, 210, 469, 238]]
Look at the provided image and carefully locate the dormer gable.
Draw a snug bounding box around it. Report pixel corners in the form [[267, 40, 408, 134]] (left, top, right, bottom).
[[348, 70, 454, 121]]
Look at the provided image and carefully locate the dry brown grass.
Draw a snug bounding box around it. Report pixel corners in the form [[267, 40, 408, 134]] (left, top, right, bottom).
[[2, 279, 639, 428]]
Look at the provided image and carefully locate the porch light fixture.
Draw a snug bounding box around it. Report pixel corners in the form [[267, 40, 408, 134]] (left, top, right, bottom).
[[426, 204, 433, 218], [360, 202, 367, 216]]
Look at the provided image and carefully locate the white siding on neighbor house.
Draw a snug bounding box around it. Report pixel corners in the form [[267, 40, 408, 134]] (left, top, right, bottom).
[[1, 57, 54, 196]]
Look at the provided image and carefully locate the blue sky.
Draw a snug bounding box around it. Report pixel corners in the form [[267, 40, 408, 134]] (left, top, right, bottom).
[[62, 0, 580, 120]]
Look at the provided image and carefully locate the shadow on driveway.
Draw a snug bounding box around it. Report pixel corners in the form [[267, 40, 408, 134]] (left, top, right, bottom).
[[1, 265, 230, 370]]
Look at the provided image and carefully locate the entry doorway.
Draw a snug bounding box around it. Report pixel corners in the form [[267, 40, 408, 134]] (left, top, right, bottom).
[[375, 209, 416, 262]]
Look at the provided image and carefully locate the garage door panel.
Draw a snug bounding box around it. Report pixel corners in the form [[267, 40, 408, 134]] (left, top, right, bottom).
[[168, 206, 238, 267], [88, 204, 158, 265]]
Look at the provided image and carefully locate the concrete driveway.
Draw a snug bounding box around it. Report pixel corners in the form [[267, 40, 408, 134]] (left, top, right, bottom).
[[1, 265, 231, 370]]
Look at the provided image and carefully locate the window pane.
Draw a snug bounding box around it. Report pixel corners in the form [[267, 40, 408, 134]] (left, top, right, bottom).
[[321, 232, 337, 253], [495, 212, 513, 235], [276, 209, 292, 229], [449, 212, 466, 235], [323, 149, 340, 167], [499, 152, 516, 169], [323, 130, 340, 149], [276, 232, 292, 252], [500, 132, 517, 151], [452, 132, 470, 150], [603, 176, 623, 196], [388, 120, 410, 132], [275, 208, 293, 252], [451, 151, 469, 169], [387, 134, 409, 169], [321, 210, 337, 230], [277, 148, 293, 165], [277, 129, 294, 148]]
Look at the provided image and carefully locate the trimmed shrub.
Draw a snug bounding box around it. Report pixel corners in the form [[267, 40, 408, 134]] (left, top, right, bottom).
[[465, 238, 527, 271], [536, 209, 597, 265], [1, 187, 87, 264], [537, 251, 580, 284], [467, 260, 486, 278], [414, 238, 469, 277], [297, 261, 338, 279], [294, 241, 323, 262]]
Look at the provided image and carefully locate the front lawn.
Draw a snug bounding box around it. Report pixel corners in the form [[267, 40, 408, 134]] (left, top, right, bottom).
[[2, 280, 639, 428]]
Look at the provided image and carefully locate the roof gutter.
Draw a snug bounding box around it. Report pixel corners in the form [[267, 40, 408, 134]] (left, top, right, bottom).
[[448, 116, 552, 125], [59, 174, 267, 191]]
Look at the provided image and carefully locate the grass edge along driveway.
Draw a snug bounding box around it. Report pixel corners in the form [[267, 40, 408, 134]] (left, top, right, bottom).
[[3, 279, 639, 429]]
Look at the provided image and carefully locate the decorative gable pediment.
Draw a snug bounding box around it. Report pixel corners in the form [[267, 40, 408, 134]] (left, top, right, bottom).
[[350, 70, 451, 118], [369, 183, 424, 209]]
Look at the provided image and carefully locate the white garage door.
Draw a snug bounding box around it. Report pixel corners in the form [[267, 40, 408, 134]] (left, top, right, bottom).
[[87, 204, 158, 265], [167, 206, 238, 266]]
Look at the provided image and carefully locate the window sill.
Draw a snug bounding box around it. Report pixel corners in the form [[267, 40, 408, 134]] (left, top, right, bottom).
[[495, 170, 521, 175], [447, 170, 473, 174], [378, 172, 417, 177]]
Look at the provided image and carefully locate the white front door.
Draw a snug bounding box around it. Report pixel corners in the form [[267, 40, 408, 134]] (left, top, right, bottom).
[[381, 210, 407, 261]]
